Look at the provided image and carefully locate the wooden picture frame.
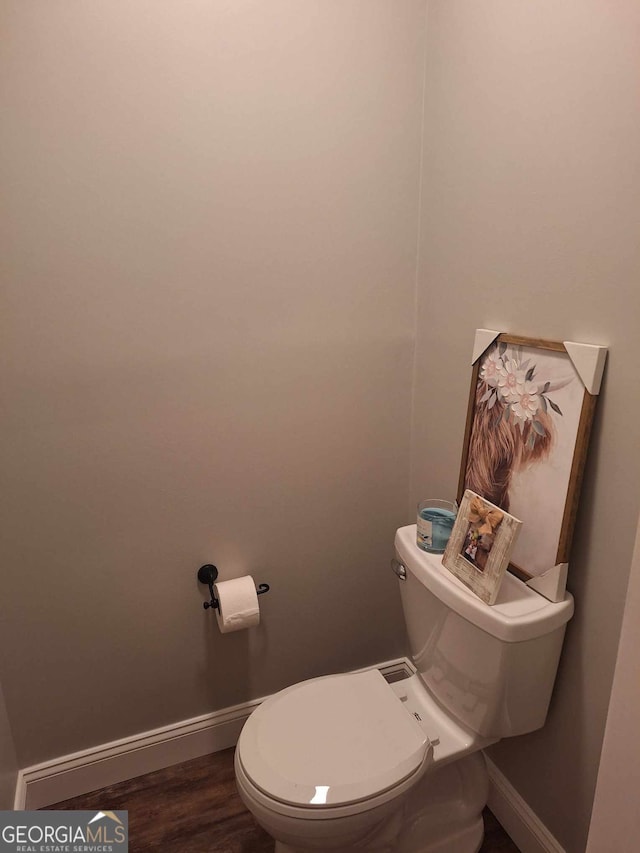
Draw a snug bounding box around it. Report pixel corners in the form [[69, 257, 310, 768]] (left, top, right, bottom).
[[457, 330, 607, 601], [443, 490, 522, 605]]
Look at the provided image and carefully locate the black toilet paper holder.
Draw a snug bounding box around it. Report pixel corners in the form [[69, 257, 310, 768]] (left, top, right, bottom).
[[197, 564, 270, 611]]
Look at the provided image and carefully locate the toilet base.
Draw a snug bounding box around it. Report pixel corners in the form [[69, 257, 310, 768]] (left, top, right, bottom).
[[271, 752, 487, 853], [400, 815, 483, 853], [275, 817, 483, 853]]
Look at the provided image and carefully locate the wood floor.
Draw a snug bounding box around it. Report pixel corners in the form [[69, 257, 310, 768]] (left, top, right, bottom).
[[48, 749, 520, 852]]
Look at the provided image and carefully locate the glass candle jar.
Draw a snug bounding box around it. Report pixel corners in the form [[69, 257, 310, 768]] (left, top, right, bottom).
[[417, 499, 457, 553]]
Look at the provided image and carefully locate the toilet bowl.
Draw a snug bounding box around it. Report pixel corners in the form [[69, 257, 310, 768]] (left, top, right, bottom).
[[234, 524, 574, 852], [235, 668, 491, 853], [235, 669, 433, 851]]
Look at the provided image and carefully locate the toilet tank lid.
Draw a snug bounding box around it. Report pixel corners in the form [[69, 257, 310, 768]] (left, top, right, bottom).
[[395, 525, 574, 643]]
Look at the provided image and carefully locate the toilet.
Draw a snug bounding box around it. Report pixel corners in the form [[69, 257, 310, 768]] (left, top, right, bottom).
[[234, 524, 574, 852]]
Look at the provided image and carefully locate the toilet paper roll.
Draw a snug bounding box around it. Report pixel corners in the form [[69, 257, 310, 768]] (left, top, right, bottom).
[[213, 576, 260, 634]]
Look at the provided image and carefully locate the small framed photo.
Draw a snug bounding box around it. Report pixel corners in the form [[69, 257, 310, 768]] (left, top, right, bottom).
[[443, 489, 522, 605]]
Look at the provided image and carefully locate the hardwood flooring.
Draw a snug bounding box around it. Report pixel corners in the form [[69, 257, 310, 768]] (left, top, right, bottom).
[[48, 749, 520, 852]]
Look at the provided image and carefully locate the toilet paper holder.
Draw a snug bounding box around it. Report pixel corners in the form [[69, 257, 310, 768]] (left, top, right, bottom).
[[197, 564, 270, 611]]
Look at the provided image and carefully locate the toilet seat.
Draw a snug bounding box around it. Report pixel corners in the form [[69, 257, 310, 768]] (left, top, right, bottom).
[[236, 669, 432, 811]]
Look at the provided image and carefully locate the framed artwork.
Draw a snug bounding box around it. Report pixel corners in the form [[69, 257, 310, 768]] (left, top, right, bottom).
[[443, 490, 522, 605], [457, 330, 607, 601]]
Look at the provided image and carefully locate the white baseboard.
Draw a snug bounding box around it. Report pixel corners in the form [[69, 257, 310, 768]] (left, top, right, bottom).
[[16, 657, 412, 811], [485, 756, 566, 853], [17, 696, 261, 810]]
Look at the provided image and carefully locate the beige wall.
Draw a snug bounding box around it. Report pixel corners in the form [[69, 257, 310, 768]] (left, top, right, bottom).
[[0, 682, 18, 809], [0, 0, 427, 765], [412, 2, 640, 851], [587, 512, 640, 850], [2, 2, 637, 845]]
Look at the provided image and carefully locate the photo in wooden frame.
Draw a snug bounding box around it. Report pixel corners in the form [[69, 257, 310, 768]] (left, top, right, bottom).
[[457, 331, 607, 601], [443, 490, 522, 605]]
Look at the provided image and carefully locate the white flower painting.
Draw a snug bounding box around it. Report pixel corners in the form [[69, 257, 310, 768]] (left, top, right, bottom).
[[461, 337, 589, 578]]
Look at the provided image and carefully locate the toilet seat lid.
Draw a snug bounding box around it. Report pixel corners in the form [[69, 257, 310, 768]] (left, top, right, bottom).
[[238, 669, 430, 808]]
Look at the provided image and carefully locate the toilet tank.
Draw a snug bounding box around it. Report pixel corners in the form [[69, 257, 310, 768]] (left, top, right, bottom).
[[394, 525, 574, 739]]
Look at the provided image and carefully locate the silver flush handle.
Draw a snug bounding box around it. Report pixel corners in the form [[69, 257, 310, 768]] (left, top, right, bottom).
[[391, 558, 407, 581]]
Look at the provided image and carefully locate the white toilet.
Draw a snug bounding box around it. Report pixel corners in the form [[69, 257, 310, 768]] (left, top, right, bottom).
[[234, 524, 574, 852]]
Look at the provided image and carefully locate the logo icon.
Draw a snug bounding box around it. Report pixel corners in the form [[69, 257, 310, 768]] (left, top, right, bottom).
[[88, 811, 124, 826]]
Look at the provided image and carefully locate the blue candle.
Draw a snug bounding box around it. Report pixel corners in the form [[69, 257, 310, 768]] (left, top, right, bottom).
[[417, 503, 456, 553]]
